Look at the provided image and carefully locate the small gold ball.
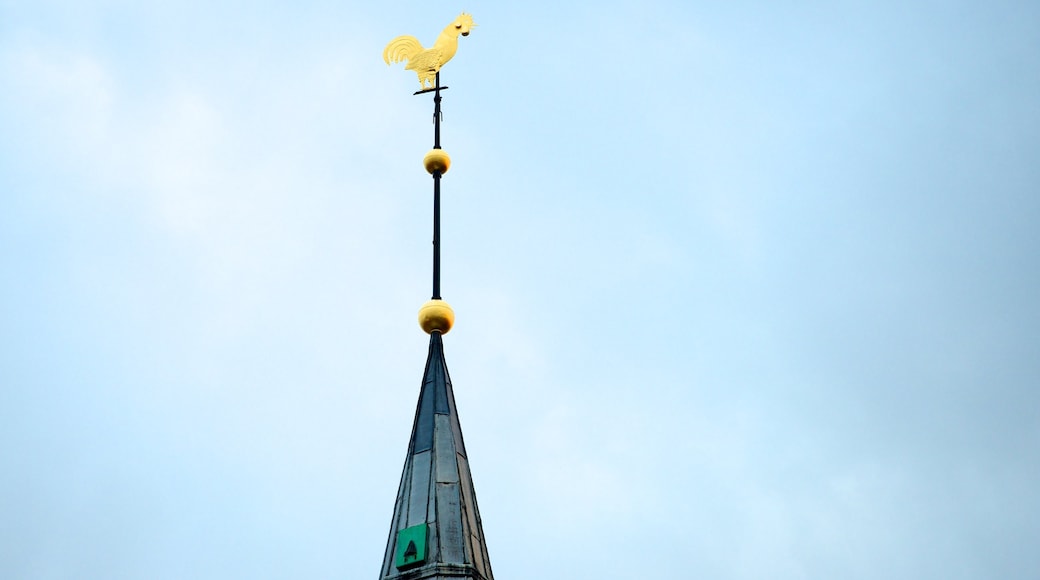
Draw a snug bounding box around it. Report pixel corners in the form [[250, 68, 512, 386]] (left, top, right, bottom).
[[423, 149, 451, 175], [418, 299, 455, 334]]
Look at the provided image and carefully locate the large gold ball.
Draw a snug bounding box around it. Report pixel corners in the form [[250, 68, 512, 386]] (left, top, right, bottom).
[[418, 299, 455, 334], [423, 149, 451, 175]]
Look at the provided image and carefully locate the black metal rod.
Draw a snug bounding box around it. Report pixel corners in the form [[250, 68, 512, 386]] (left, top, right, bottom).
[[432, 72, 442, 299], [432, 171, 441, 299], [433, 72, 442, 149]]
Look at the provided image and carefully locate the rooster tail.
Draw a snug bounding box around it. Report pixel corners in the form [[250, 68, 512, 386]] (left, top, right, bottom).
[[383, 35, 424, 65]]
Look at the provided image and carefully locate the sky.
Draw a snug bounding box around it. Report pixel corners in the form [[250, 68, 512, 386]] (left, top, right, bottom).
[[1, 0, 1038, 578]]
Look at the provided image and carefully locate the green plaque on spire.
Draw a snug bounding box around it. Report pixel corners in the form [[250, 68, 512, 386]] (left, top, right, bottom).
[[395, 524, 427, 569]]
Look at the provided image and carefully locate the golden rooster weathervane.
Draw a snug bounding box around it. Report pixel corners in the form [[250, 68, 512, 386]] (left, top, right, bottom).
[[383, 13, 476, 90], [381, 14, 477, 336]]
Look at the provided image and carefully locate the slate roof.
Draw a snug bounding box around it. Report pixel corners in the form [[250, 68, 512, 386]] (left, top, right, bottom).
[[380, 332, 494, 580]]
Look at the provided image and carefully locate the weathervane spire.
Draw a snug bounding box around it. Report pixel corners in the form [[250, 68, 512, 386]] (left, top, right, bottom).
[[379, 16, 494, 580], [384, 12, 476, 336]]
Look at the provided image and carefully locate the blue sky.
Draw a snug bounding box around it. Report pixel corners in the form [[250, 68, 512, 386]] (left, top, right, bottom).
[[2, 1, 1038, 578]]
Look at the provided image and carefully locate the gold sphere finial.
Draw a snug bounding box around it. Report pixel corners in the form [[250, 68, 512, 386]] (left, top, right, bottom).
[[418, 299, 455, 334], [424, 149, 451, 175]]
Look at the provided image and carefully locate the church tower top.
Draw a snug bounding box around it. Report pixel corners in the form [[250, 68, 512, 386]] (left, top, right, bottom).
[[379, 16, 493, 580]]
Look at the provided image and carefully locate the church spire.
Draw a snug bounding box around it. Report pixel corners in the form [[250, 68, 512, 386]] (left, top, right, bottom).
[[379, 333, 494, 579], [380, 15, 492, 580]]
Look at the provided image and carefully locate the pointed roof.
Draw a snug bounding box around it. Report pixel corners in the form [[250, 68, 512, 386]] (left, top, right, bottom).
[[380, 333, 494, 580]]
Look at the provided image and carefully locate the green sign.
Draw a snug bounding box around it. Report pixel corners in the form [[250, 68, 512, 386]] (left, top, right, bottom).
[[395, 524, 427, 569]]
